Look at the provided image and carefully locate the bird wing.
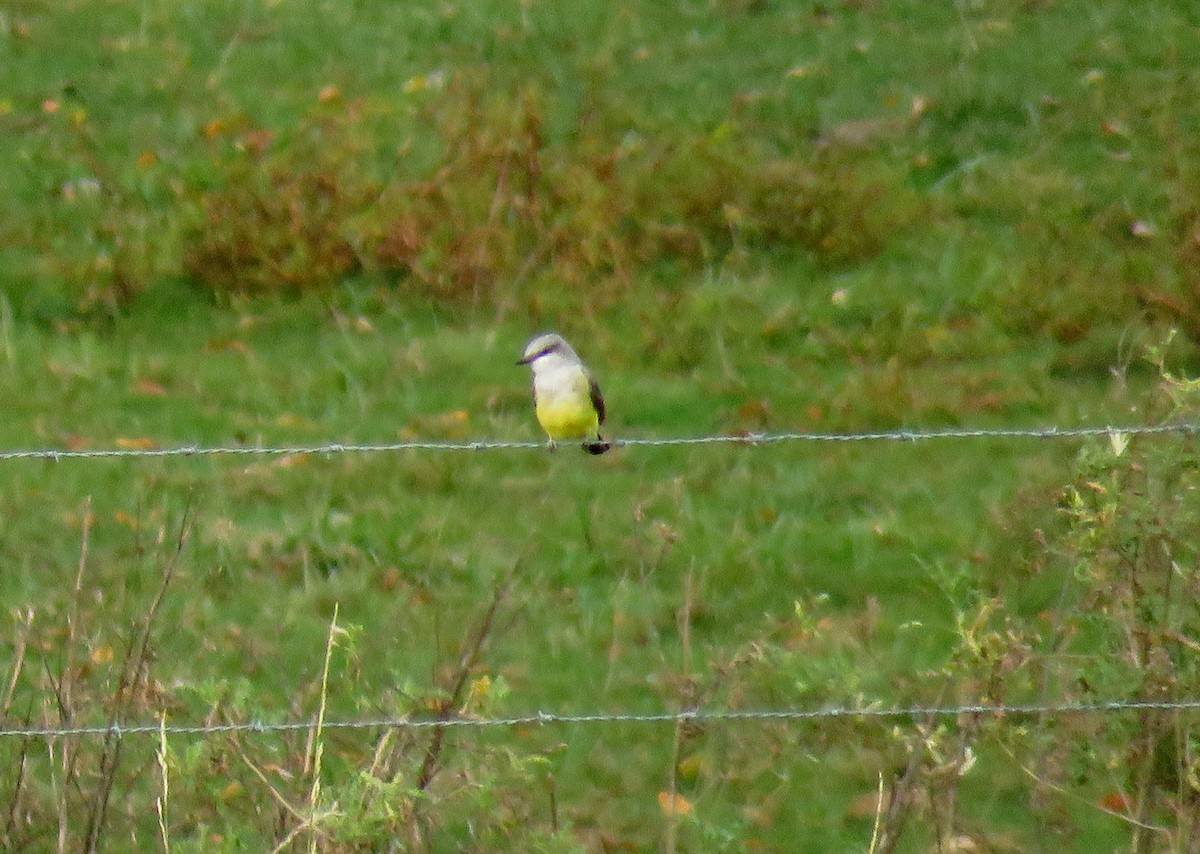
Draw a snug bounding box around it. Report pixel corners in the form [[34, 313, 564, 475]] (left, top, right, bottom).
[[588, 374, 606, 426]]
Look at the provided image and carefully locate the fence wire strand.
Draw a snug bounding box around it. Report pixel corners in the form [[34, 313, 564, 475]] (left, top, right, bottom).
[[5, 699, 1200, 740], [1, 422, 1195, 741], [0, 422, 1196, 461]]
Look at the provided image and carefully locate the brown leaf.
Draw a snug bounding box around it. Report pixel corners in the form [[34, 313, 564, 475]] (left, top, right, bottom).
[[1099, 791, 1131, 812], [272, 453, 310, 469], [846, 790, 883, 820], [114, 437, 156, 450], [657, 791, 693, 817], [238, 129, 275, 155], [204, 338, 249, 353], [132, 378, 168, 396], [61, 433, 92, 451]]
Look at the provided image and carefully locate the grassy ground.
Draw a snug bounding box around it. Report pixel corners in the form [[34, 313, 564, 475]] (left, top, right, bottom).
[[3, 0, 1200, 850]]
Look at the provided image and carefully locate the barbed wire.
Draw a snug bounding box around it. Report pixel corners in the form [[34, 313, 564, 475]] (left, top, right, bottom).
[[0, 422, 1196, 462], [5, 698, 1200, 740]]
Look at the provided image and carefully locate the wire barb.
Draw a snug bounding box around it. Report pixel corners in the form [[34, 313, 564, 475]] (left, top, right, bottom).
[[0, 422, 1193, 462]]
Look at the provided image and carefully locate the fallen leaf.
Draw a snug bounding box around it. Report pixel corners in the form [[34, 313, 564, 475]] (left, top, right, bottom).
[[1100, 119, 1129, 138], [657, 791, 693, 817], [90, 645, 115, 665], [136, 150, 157, 169], [846, 790, 884, 819], [1099, 791, 1131, 812], [132, 378, 168, 396], [273, 453, 309, 469], [737, 399, 771, 426], [61, 434, 92, 451], [204, 338, 249, 353], [114, 437, 156, 450], [318, 84, 341, 103], [238, 128, 274, 155], [219, 781, 244, 802], [741, 805, 773, 827], [408, 409, 470, 438]]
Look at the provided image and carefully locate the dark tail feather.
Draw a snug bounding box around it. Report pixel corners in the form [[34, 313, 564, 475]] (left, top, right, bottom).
[[583, 437, 612, 455]]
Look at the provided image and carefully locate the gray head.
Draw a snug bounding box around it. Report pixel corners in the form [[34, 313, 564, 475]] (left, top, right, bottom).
[[516, 332, 581, 367]]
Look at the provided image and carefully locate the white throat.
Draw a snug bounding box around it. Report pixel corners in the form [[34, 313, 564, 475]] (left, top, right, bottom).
[[529, 351, 580, 378]]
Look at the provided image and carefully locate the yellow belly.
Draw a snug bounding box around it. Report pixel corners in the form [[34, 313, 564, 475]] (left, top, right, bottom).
[[536, 396, 599, 441]]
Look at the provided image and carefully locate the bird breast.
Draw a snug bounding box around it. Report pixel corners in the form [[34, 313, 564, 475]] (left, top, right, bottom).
[[532, 358, 586, 399]]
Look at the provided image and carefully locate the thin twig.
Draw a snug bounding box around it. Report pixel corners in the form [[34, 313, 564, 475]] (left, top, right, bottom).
[[665, 568, 695, 854], [1005, 743, 1170, 835], [3, 706, 32, 848], [417, 570, 513, 791], [85, 499, 192, 852], [57, 500, 92, 852], [234, 740, 310, 827], [2, 608, 33, 716]]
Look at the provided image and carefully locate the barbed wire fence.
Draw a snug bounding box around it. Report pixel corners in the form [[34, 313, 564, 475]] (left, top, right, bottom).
[[5, 699, 1200, 742], [3, 418, 1199, 742], [0, 421, 1195, 461]]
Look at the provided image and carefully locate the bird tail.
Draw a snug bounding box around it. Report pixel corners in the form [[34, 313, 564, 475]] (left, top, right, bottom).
[[583, 436, 612, 455]]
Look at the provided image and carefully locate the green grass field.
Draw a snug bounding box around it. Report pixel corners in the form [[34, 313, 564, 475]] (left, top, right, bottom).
[[4, 0, 1200, 850]]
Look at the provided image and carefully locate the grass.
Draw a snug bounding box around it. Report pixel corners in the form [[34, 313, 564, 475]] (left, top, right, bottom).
[[2, 0, 1200, 850]]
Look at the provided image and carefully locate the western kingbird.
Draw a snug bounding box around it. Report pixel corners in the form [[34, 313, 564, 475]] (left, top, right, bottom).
[[517, 332, 611, 454]]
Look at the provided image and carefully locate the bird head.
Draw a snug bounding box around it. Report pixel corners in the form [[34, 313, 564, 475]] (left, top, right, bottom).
[[517, 333, 579, 368]]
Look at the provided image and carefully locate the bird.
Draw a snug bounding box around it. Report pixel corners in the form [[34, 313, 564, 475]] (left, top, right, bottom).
[[517, 332, 612, 454]]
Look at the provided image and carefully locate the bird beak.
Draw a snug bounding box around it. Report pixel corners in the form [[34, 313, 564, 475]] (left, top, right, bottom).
[[516, 355, 532, 366]]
